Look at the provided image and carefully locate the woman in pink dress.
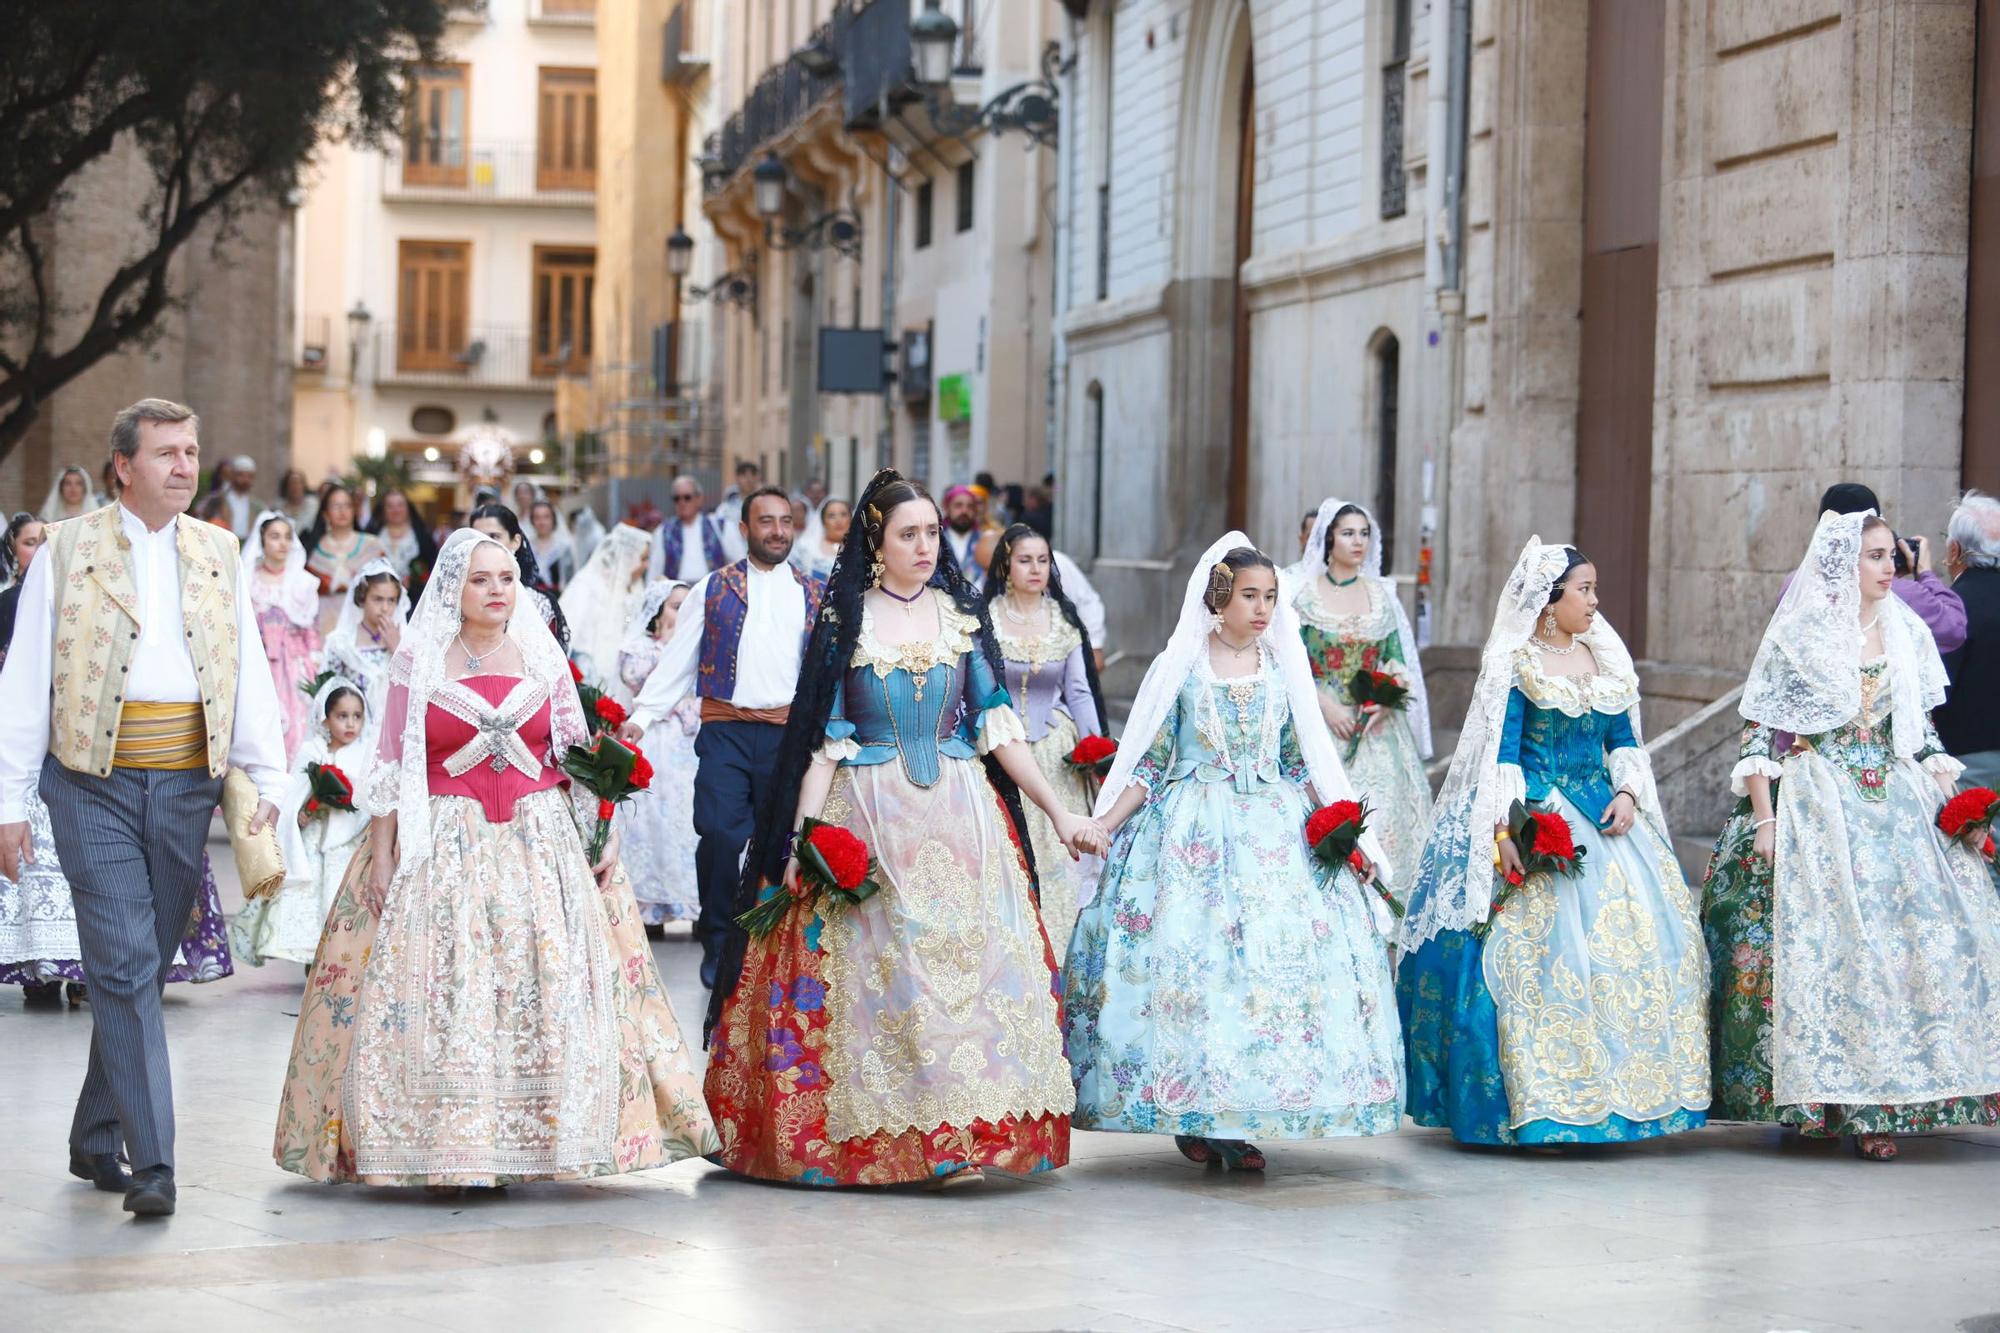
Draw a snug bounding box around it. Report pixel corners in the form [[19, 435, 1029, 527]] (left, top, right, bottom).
[[244, 510, 324, 763], [273, 529, 717, 1190]]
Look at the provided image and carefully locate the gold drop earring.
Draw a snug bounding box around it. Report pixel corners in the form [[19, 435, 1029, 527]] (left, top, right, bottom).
[[1542, 609, 1558, 638]]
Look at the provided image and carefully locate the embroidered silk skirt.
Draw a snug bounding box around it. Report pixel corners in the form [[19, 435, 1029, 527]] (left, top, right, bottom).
[[273, 787, 718, 1185], [704, 755, 1073, 1185]]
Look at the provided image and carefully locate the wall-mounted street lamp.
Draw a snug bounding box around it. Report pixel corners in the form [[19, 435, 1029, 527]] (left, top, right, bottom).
[[687, 270, 758, 310], [751, 153, 865, 261], [345, 301, 373, 380], [908, 1, 1070, 147], [666, 227, 695, 278]]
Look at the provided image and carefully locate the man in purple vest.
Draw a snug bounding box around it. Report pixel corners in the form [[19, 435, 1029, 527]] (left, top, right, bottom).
[[623, 486, 822, 985], [648, 474, 731, 583]]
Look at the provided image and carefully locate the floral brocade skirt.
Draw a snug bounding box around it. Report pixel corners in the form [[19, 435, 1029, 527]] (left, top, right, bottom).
[[1065, 771, 1404, 1140], [1320, 689, 1434, 896], [1023, 714, 1097, 967], [1702, 791, 2000, 1135], [273, 789, 718, 1185], [1398, 792, 1710, 1145], [704, 756, 1072, 1186]]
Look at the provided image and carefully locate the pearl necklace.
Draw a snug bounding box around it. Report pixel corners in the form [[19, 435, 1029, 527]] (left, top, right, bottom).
[[1858, 611, 1880, 646], [1534, 632, 1581, 656], [1000, 594, 1042, 627]]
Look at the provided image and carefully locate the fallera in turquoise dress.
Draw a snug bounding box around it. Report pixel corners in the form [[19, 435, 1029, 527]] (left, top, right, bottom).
[[1397, 648, 1710, 1144]]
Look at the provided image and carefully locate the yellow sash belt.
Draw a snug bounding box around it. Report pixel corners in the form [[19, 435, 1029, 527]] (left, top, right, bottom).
[[113, 702, 208, 771]]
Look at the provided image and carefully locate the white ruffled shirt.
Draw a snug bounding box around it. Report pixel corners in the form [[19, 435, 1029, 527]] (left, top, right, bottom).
[[628, 560, 807, 731]]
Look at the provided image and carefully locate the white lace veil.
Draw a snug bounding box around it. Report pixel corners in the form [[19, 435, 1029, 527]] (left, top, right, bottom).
[[521, 489, 574, 573], [1741, 509, 1948, 755], [1282, 496, 1433, 758], [365, 530, 590, 874], [326, 556, 410, 658], [240, 509, 319, 629], [558, 522, 653, 690], [40, 466, 99, 522], [1398, 537, 1657, 948], [312, 673, 369, 740], [569, 504, 606, 569], [1086, 532, 1390, 919], [619, 577, 688, 662]]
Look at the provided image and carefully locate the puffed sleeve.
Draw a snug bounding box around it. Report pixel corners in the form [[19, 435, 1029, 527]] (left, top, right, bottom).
[[1729, 719, 1784, 796], [364, 680, 409, 818], [1917, 710, 1965, 781], [1278, 715, 1311, 787], [1491, 687, 1529, 815], [1131, 695, 1181, 793], [965, 647, 1027, 754], [1603, 709, 1661, 816], [1060, 642, 1102, 736], [814, 675, 859, 767]]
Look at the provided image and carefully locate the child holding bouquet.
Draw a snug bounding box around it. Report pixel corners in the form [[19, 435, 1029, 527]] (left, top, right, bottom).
[[1705, 510, 2000, 1161], [1066, 537, 1405, 1172], [1396, 539, 1709, 1147], [232, 677, 372, 968], [1284, 499, 1434, 896]]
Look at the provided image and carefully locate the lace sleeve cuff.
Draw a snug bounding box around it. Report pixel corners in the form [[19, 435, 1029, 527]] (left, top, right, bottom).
[[976, 702, 1029, 755], [1608, 745, 1661, 816], [1491, 762, 1528, 814], [813, 736, 861, 768], [1922, 751, 1966, 782], [1729, 755, 1785, 796]]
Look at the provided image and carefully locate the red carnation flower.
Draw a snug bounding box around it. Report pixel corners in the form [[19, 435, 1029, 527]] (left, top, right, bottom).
[[1069, 735, 1118, 767], [1526, 810, 1577, 862], [806, 824, 870, 891], [594, 695, 629, 728], [322, 765, 351, 796], [629, 752, 654, 790], [1938, 787, 1998, 839], [1307, 800, 1365, 849]]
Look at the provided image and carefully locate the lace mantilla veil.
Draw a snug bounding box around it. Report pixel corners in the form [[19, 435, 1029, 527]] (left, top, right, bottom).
[[619, 577, 689, 663], [1085, 531, 1392, 929], [1283, 496, 1434, 758], [365, 529, 590, 874], [558, 522, 653, 688], [241, 509, 321, 629], [1398, 536, 1656, 950], [1740, 508, 1948, 755]]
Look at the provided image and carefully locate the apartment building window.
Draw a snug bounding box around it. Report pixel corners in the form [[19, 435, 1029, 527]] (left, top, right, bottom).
[[404, 64, 470, 188], [1380, 0, 1411, 219], [538, 67, 598, 192], [915, 180, 934, 249], [1373, 333, 1400, 571], [397, 240, 471, 372], [541, 0, 595, 12], [532, 245, 595, 375], [955, 161, 975, 233]]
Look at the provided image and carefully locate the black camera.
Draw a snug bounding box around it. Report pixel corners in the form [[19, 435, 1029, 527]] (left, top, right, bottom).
[[1893, 532, 1922, 577]]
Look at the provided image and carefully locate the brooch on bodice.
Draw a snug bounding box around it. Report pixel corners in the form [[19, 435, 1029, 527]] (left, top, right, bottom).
[[433, 677, 548, 779]]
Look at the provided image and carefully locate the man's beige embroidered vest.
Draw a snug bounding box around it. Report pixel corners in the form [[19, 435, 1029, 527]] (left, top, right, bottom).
[[42, 505, 241, 779]]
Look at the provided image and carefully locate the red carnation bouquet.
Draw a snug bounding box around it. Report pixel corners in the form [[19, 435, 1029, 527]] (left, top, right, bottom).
[[1479, 799, 1588, 938], [737, 816, 883, 937], [1306, 798, 1402, 918], [301, 762, 356, 819], [1342, 667, 1412, 762], [561, 734, 653, 862], [1939, 787, 1999, 860], [571, 671, 627, 737], [1066, 734, 1118, 779]]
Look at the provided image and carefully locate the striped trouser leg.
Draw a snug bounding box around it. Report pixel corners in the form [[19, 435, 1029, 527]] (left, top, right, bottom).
[[41, 760, 220, 1171]]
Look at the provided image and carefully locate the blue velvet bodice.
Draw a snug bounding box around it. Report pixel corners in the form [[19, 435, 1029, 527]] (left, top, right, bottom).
[[1497, 648, 1641, 822], [824, 599, 1014, 788]]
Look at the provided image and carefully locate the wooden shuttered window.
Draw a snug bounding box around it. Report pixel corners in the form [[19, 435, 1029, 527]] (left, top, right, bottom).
[[533, 245, 595, 375], [397, 240, 471, 372], [537, 67, 597, 192], [403, 64, 470, 188]]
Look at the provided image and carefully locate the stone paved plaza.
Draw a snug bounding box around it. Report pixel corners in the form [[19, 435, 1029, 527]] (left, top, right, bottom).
[[4, 844, 2000, 1333]]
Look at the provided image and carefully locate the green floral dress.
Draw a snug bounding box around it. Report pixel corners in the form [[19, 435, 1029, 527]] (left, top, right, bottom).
[[1703, 661, 2000, 1134]]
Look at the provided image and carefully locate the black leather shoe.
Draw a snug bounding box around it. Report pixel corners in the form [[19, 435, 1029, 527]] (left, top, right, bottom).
[[69, 1147, 132, 1192], [123, 1165, 175, 1216]]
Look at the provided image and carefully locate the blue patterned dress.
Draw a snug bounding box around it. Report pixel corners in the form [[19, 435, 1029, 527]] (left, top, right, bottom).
[[1065, 650, 1404, 1140], [1398, 648, 1709, 1144]]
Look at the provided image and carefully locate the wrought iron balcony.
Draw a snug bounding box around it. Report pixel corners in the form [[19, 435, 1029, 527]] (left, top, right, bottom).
[[382, 139, 594, 206], [369, 325, 585, 391]]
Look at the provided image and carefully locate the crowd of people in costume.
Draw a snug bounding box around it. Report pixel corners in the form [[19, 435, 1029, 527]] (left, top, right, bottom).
[[5, 401, 2000, 1215]]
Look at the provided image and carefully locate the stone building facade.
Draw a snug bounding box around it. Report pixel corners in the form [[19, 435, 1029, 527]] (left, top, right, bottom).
[[1053, 0, 1993, 700], [0, 137, 292, 515]]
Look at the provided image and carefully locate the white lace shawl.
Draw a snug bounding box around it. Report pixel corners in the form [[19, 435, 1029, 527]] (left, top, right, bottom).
[[1740, 509, 1948, 758], [365, 530, 591, 873], [1282, 496, 1433, 758], [1398, 537, 1657, 949], [1085, 531, 1389, 922], [240, 509, 320, 629], [558, 522, 652, 691]]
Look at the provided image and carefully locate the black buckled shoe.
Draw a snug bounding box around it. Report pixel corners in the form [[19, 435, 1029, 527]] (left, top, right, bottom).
[[68, 1147, 132, 1193], [123, 1165, 176, 1216]]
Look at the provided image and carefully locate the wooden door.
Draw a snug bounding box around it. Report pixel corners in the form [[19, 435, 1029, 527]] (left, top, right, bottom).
[[1574, 0, 1664, 653], [397, 240, 470, 373], [403, 64, 469, 188], [537, 67, 597, 192], [532, 246, 595, 375]]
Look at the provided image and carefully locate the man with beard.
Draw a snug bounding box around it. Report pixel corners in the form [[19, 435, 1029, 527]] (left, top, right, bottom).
[[941, 484, 985, 591], [622, 487, 823, 986]]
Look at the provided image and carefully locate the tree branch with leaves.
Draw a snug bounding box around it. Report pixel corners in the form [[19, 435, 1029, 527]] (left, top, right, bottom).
[[0, 0, 453, 460]]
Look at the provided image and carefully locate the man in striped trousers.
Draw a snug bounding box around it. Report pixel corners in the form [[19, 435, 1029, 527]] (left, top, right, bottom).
[[0, 400, 287, 1217]]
